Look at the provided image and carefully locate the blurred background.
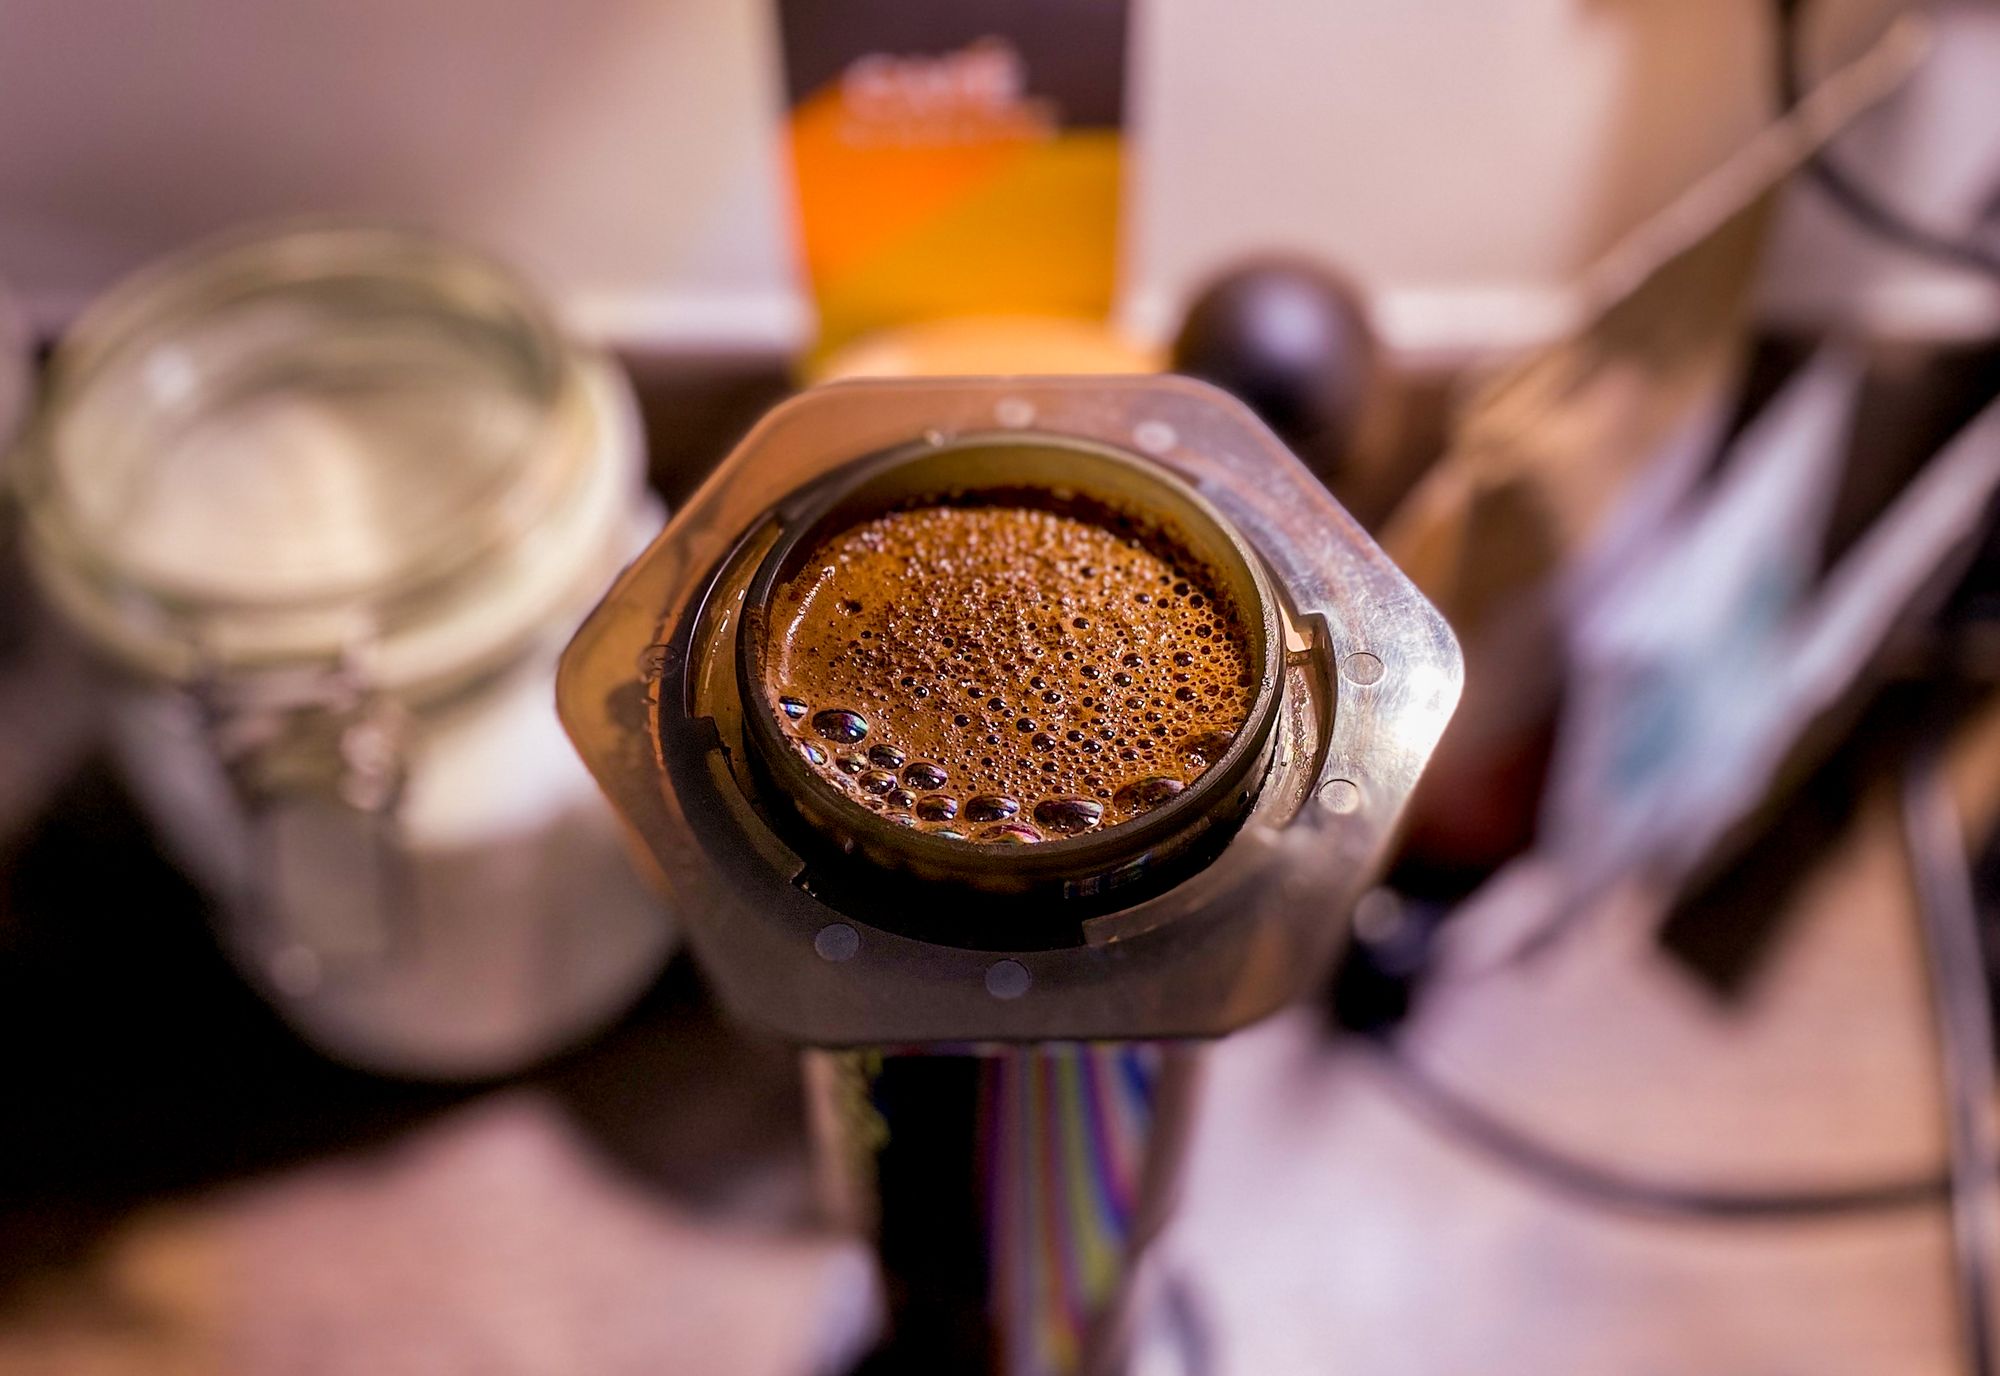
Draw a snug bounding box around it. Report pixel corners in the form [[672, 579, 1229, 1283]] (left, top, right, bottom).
[[1, 0, 1998, 1371]]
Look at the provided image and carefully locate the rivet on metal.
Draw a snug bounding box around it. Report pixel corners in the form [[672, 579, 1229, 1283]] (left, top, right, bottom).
[[1318, 778, 1362, 814], [814, 924, 860, 962], [995, 397, 1035, 429], [1134, 420, 1176, 455], [985, 959, 1031, 999]]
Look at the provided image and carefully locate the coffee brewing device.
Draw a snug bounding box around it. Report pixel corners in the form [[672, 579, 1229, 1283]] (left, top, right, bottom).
[[557, 376, 1460, 1371]]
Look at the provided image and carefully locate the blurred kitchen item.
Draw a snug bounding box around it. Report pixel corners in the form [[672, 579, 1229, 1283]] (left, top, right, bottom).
[[1121, 0, 1911, 363], [1762, 0, 2000, 340], [0, 276, 27, 458], [1168, 257, 1376, 494], [1384, 196, 1773, 890], [0, 275, 100, 847], [778, 3, 1129, 357], [1527, 351, 1864, 935], [1448, 370, 2000, 977], [9, 224, 674, 1079], [814, 315, 1158, 382], [1379, 14, 1924, 890], [0, 273, 32, 653], [1385, 13, 1923, 626]]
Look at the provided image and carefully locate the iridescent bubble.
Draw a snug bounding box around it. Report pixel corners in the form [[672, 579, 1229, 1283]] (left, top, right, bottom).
[[778, 696, 809, 721], [916, 795, 959, 823], [885, 788, 917, 809], [904, 762, 948, 790], [812, 708, 868, 744], [965, 795, 1020, 823], [836, 753, 867, 776], [1033, 797, 1104, 835], [791, 739, 827, 767], [1114, 776, 1185, 813], [974, 822, 1043, 844], [1181, 729, 1235, 766], [857, 769, 897, 795], [868, 743, 907, 770]]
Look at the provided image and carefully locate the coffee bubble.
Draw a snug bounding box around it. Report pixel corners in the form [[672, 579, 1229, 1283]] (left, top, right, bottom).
[[975, 822, 1044, 844], [812, 709, 868, 744], [904, 762, 948, 790], [1033, 797, 1104, 835], [965, 795, 1021, 824], [916, 794, 959, 823], [1114, 776, 1185, 814]]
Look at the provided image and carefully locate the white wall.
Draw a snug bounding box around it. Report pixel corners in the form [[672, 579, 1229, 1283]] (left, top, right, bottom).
[[1758, 0, 2000, 339], [0, 0, 807, 350], [1120, 0, 1776, 362], [1, 0, 1980, 363]]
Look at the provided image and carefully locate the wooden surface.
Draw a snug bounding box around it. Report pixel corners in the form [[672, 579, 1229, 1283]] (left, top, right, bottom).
[[0, 685, 1979, 1373], [1154, 704, 2000, 1375], [0, 349, 1988, 1373]]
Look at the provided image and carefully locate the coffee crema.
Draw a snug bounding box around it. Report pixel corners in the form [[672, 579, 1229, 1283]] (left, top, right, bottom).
[[764, 499, 1256, 844]]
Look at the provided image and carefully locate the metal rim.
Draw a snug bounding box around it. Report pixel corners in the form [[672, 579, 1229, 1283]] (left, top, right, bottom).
[[734, 433, 1285, 897]]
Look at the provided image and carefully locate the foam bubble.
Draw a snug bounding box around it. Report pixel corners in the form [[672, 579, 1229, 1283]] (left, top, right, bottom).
[[965, 795, 1021, 824], [811, 709, 868, 744]]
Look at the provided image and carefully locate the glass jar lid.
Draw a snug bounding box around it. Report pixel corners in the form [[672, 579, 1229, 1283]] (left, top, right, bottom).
[[13, 223, 637, 693]]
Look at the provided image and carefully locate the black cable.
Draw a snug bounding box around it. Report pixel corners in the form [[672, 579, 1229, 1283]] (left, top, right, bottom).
[[1357, 729, 2000, 1376], [1776, 0, 2000, 284], [1359, 1036, 1951, 1223], [1902, 739, 2000, 1376], [1358, 734, 2000, 1242]]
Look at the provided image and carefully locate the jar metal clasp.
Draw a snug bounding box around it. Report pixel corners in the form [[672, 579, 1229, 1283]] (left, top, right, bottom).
[[194, 650, 411, 994]]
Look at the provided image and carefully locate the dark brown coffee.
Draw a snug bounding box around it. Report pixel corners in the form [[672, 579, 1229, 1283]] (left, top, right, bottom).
[[765, 500, 1255, 843]]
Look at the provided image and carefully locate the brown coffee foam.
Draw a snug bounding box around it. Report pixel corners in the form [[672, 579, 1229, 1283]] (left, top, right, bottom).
[[767, 499, 1254, 842]]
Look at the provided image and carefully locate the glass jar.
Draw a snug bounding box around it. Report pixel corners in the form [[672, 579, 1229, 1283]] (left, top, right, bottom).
[[11, 224, 674, 1078]]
